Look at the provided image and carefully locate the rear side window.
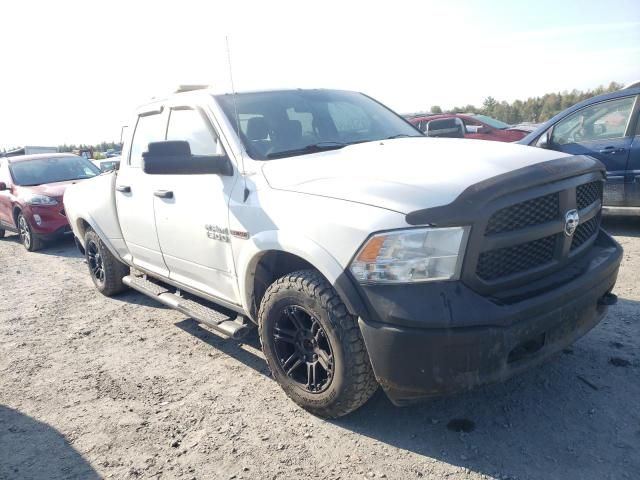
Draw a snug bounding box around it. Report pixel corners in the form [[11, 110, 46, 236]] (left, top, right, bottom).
[[166, 108, 225, 156], [129, 113, 166, 167]]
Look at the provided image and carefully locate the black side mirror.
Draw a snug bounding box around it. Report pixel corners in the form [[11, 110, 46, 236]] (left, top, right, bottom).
[[142, 141, 232, 176], [0, 182, 7, 191], [537, 129, 552, 149]]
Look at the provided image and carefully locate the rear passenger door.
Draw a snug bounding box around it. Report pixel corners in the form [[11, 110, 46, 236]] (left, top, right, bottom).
[[116, 106, 170, 277], [152, 104, 239, 304]]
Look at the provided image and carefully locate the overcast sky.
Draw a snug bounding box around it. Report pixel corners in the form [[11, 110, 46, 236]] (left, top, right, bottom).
[[1, 0, 639, 149]]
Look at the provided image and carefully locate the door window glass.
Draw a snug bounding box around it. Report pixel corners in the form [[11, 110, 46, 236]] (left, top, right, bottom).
[[166, 108, 225, 156], [551, 96, 636, 145], [129, 113, 166, 167]]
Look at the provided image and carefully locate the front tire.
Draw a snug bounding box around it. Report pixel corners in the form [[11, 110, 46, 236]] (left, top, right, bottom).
[[84, 229, 129, 296], [259, 270, 378, 418], [18, 213, 43, 252]]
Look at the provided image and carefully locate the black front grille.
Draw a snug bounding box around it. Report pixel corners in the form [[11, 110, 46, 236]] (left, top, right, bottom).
[[486, 193, 559, 234], [576, 181, 603, 210], [472, 177, 603, 287], [477, 234, 558, 281], [571, 213, 600, 250]]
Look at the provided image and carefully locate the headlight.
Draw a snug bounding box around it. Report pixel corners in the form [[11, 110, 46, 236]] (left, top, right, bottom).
[[349, 226, 469, 284], [25, 194, 58, 206]]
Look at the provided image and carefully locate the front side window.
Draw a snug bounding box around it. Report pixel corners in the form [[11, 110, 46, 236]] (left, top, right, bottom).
[[166, 108, 225, 156], [9, 156, 100, 186], [215, 90, 421, 160], [129, 113, 166, 167], [551, 96, 637, 145]]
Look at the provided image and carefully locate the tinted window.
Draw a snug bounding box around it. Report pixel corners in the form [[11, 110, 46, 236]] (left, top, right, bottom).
[[551, 96, 636, 145], [9, 156, 100, 186], [472, 115, 510, 129], [215, 90, 421, 160], [166, 108, 225, 156], [129, 113, 166, 167]]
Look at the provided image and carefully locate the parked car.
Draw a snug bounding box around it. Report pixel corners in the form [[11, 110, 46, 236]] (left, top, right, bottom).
[[519, 86, 640, 216], [64, 87, 621, 417], [0, 153, 101, 251], [93, 157, 121, 172], [410, 113, 531, 142]]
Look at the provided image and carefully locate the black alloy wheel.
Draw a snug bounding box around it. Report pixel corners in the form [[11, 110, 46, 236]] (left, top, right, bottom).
[[86, 238, 106, 286], [273, 305, 334, 393]]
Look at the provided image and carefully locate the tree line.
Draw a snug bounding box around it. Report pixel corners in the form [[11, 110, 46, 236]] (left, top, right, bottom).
[[428, 81, 624, 124], [57, 141, 122, 153]]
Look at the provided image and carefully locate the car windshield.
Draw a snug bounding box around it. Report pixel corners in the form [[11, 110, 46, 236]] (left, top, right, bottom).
[[472, 114, 511, 129], [215, 90, 422, 160], [9, 156, 101, 186]]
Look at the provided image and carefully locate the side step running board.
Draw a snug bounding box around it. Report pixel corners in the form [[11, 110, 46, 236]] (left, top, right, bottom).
[[123, 275, 249, 339]]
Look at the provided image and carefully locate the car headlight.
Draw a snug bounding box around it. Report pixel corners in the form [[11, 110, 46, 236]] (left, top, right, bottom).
[[349, 226, 469, 284], [25, 194, 58, 206]]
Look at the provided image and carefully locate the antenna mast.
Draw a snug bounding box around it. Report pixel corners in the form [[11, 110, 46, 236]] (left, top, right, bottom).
[[225, 36, 246, 177]]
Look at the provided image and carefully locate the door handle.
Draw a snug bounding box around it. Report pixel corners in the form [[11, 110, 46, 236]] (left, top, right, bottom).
[[598, 147, 625, 154], [154, 190, 174, 199], [116, 185, 131, 193]]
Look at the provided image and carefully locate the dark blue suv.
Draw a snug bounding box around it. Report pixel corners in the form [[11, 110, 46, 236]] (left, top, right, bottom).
[[520, 86, 640, 215]]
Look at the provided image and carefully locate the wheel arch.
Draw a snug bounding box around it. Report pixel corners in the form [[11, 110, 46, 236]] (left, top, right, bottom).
[[73, 214, 125, 264], [237, 231, 368, 322]]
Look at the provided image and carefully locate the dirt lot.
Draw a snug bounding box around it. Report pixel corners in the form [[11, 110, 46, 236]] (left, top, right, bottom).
[[1, 218, 639, 480]]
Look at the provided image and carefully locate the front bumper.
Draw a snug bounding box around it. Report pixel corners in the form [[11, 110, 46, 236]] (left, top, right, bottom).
[[357, 230, 622, 405], [26, 205, 71, 239]]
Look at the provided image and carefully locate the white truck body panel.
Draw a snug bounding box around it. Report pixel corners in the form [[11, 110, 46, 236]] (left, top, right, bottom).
[[63, 88, 572, 318]]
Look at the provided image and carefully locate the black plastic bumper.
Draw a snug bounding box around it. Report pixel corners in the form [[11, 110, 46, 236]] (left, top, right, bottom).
[[357, 230, 622, 405]]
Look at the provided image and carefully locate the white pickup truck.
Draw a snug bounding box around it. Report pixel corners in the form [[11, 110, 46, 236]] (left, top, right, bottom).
[[64, 87, 623, 417]]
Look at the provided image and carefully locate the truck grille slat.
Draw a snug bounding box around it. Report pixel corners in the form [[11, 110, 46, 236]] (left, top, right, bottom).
[[477, 234, 558, 281], [576, 181, 602, 210], [571, 213, 600, 251], [486, 193, 559, 234]]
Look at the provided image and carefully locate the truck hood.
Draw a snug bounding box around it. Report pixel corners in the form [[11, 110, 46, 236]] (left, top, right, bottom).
[[261, 137, 572, 214]]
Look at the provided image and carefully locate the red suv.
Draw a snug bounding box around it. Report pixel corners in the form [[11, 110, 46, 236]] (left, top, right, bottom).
[[409, 113, 532, 142], [0, 154, 100, 251]]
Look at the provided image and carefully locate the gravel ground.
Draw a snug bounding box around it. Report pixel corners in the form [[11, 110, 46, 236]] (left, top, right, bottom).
[[1, 217, 639, 480]]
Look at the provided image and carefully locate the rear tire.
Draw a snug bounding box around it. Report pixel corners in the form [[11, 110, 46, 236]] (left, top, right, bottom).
[[18, 213, 43, 252], [259, 270, 378, 418], [84, 229, 129, 296]]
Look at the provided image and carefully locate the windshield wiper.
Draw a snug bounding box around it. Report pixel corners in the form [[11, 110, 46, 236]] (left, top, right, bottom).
[[385, 134, 422, 139], [267, 142, 348, 159]]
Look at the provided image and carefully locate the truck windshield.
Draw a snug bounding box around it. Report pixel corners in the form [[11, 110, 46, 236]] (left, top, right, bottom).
[[9, 156, 100, 186], [215, 90, 422, 160]]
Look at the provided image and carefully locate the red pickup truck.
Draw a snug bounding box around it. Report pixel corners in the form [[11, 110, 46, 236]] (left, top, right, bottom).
[[409, 113, 533, 142]]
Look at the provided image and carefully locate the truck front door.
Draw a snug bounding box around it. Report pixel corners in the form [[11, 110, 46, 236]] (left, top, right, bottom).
[[116, 108, 170, 277], [152, 105, 239, 304]]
